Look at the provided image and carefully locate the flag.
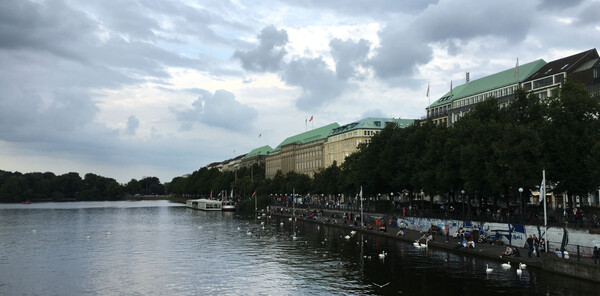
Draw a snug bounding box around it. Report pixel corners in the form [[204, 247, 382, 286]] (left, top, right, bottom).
[[309, 115, 313, 122], [426, 82, 430, 98], [259, 133, 261, 138], [514, 58, 519, 79]]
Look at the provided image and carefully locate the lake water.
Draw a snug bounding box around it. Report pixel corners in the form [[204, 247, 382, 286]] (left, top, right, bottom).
[[1, 201, 598, 295]]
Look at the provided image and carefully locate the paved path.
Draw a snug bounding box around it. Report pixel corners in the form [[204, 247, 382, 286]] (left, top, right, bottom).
[[265, 208, 600, 269]]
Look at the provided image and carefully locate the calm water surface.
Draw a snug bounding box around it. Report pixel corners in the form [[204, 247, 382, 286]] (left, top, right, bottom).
[[1, 201, 598, 295]]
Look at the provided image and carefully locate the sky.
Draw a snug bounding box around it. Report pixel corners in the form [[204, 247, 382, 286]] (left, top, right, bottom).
[[1, 0, 600, 184]]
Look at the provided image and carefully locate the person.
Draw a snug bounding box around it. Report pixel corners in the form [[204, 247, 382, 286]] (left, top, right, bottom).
[[539, 238, 546, 253], [593, 246, 599, 264], [513, 247, 521, 257], [379, 224, 387, 232], [445, 225, 450, 242], [456, 238, 467, 249], [555, 248, 563, 258], [396, 229, 404, 236], [466, 240, 475, 249], [501, 246, 514, 258], [526, 235, 535, 258], [533, 234, 540, 258]]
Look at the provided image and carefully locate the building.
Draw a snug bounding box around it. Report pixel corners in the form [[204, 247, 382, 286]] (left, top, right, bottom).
[[427, 48, 600, 126], [239, 145, 273, 170], [265, 123, 340, 179], [426, 59, 546, 126], [324, 118, 414, 168], [522, 48, 600, 100]]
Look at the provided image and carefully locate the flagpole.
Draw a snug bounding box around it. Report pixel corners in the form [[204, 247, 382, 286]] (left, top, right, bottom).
[[426, 82, 430, 106], [360, 186, 364, 228], [542, 169, 548, 252]]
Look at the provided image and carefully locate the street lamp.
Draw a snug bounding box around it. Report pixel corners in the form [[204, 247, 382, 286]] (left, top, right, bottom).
[[519, 187, 524, 224], [461, 190, 465, 220]]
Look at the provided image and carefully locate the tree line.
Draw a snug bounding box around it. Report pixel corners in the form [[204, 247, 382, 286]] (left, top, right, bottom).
[[0, 171, 165, 203]]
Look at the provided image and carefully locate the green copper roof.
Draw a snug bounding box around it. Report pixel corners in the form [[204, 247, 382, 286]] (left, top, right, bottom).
[[273, 123, 340, 151], [428, 59, 547, 108], [242, 145, 273, 159], [329, 117, 414, 136]]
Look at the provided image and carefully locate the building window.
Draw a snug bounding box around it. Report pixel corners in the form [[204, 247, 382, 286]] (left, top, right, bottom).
[[534, 77, 553, 89], [554, 74, 564, 84], [593, 67, 599, 79]]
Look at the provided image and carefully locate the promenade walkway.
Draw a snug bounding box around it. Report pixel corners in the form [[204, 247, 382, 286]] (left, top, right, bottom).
[[265, 207, 600, 282]]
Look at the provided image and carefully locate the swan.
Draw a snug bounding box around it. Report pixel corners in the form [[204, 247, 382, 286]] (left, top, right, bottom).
[[501, 262, 511, 269], [345, 235, 351, 240], [246, 231, 252, 236], [486, 264, 493, 274], [379, 251, 387, 259], [237, 227, 241, 230], [260, 221, 264, 225], [289, 217, 292, 221], [280, 222, 284, 226], [519, 263, 526, 269], [350, 230, 357, 235], [516, 268, 522, 276], [413, 242, 421, 247]]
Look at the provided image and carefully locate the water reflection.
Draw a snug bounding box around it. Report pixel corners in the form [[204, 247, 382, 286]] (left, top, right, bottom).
[[0, 202, 598, 295]]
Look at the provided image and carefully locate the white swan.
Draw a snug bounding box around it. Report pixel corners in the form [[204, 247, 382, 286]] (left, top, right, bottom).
[[516, 268, 522, 276], [519, 263, 526, 269], [280, 222, 284, 226], [501, 262, 511, 269], [344, 235, 351, 240], [379, 251, 387, 259], [288, 217, 292, 221], [246, 231, 252, 236], [350, 230, 357, 235], [260, 221, 264, 225], [486, 264, 493, 274]]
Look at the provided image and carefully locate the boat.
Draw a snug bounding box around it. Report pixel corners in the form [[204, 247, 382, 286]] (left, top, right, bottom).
[[222, 200, 236, 211], [186, 199, 222, 211], [221, 189, 236, 211]]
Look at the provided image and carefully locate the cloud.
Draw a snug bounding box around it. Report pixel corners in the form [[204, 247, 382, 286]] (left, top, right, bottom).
[[277, 0, 439, 16], [125, 116, 140, 136], [368, 25, 433, 81], [234, 25, 289, 72], [537, 0, 585, 10], [575, 1, 600, 26], [329, 38, 371, 80], [174, 89, 257, 132], [281, 57, 348, 111]]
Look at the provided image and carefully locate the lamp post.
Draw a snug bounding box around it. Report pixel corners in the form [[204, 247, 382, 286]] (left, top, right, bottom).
[[461, 190, 465, 220], [519, 187, 524, 224]]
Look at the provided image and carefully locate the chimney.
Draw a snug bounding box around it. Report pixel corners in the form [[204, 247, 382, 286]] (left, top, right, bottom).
[[466, 72, 470, 83]]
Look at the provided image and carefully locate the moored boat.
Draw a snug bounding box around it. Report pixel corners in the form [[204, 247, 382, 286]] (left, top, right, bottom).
[[186, 199, 222, 211], [222, 200, 236, 211]]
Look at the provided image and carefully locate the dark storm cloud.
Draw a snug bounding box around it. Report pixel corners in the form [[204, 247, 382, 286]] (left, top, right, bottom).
[[281, 57, 347, 111], [329, 38, 371, 80], [234, 25, 289, 72], [174, 89, 258, 132]]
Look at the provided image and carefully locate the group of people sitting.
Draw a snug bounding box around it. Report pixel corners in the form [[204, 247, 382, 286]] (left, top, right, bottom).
[[501, 246, 521, 257]]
